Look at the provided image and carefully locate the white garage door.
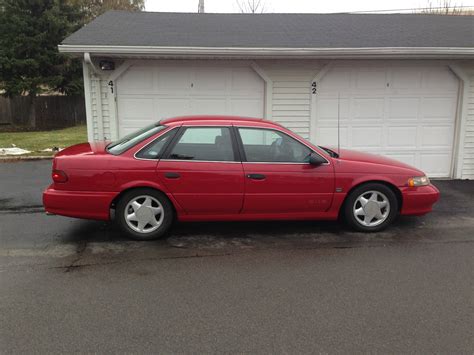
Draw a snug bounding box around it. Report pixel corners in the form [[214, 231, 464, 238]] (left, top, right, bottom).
[[313, 63, 459, 177], [116, 62, 264, 136]]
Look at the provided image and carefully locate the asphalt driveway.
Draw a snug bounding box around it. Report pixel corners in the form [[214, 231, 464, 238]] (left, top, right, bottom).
[[0, 160, 473, 353], [0, 160, 472, 249]]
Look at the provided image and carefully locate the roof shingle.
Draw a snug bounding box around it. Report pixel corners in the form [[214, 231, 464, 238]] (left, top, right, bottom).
[[62, 11, 474, 48]]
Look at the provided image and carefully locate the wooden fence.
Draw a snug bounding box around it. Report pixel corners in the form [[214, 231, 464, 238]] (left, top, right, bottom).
[[0, 96, 86, 130]]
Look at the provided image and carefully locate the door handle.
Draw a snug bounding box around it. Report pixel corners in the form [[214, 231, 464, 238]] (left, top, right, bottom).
[[164, 172, 181, 179], [246, 173, 266, 180]]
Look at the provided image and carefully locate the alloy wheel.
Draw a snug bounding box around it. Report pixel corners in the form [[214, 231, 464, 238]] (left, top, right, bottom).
[[124, 195, 164, 234], [352, 190, 390, 227]]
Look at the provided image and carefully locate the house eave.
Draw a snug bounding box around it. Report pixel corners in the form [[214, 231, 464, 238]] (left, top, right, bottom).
[[58, 45, 474, 59]]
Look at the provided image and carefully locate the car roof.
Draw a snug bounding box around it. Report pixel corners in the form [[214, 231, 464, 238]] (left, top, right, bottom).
[[161, 115, 281, 127]]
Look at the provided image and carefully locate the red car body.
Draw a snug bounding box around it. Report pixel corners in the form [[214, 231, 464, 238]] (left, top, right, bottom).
[[43, 116, 439, 224]]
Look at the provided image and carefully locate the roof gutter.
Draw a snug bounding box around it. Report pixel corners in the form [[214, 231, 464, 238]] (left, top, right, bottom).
[[59, 45, 474, 58]]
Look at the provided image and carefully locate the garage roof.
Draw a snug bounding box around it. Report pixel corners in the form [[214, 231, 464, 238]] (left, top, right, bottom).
[[62, 11, 473, 49]]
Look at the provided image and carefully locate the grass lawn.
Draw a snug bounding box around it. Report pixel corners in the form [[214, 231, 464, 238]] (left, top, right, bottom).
[[0, 125, 87, 156]]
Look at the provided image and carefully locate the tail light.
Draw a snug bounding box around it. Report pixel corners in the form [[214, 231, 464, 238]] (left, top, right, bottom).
[[52, 170, 68, 183]]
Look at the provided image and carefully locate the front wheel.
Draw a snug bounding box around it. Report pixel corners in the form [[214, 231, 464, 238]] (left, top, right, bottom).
[[116, 188, 174, 240], [343, 183, 399, 232]]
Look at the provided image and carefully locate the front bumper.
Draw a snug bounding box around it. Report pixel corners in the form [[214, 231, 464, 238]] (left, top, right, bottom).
[[400, 184, 440, 216], [43, 185, 116, 221]]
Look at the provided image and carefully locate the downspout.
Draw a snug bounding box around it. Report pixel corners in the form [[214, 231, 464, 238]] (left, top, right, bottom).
[[84, 52, 100, 74], [84, 53, 105, 140]]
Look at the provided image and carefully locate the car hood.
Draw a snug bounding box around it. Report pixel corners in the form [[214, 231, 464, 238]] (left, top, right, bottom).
[[336, 148, 424, 174]]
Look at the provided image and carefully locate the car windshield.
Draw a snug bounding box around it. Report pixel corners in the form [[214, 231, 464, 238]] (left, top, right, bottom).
[[107, 123, 167, 155]]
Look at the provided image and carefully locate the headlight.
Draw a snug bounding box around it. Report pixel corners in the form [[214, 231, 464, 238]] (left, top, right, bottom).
[[407, 176, 430, 187]]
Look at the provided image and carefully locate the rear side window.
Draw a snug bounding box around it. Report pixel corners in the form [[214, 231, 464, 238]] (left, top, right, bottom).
[[166, 127, 235, 161], [135, 128, 178, 160]]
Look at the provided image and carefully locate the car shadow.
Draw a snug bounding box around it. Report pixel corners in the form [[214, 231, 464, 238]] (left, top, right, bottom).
[[59, 215, 427, 252]]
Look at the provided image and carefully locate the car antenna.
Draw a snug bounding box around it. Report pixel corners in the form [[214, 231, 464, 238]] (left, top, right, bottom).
[[337, 92, 341, 157]]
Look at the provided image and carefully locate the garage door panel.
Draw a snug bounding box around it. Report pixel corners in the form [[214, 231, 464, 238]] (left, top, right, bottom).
[[423, 69, 458, 91], [355, 70, 386, 89], [316, 127, 348, 147], [319, 70, 351, 90], [156, 68, 191, 91], [190, 99, 228, 115], [315, 97, 350, 120], [388, 98, 420, 119], [118, 98, 154, 117], [230, 98, 264, 117], [419, 153, 451, 176], [155, 98, 191, 119], [231, 68, 264, 92], [387, 127, 417, 148], [421, 126, 454, 147], [119, 68, 154, 91], [314, 64, 458, 177], [390, 69, 422, 89], [194, 68, 228, 91], [354, 98, 384, 119], [351, 127, 383, 148], [422, 97, 457, 119]]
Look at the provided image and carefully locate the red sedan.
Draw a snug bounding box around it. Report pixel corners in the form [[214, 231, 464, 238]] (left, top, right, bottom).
[[43, 116, 439, 240]]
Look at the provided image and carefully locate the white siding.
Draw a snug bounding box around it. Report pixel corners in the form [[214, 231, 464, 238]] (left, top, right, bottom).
[[256, 60, 326, 139], [84, 68, 112, 141], [88, 76, 99, 140], [461, 62, 474, 179], [100, 80, 111, 139]]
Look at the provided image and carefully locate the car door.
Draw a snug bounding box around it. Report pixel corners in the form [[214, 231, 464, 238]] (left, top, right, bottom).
[[157, 126, 244, 215], [236, 127, 334, 214]]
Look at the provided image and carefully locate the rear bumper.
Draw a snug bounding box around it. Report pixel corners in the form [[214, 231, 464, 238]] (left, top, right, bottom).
[[400, 184, 440, 216], [43, 185, 116, 221]]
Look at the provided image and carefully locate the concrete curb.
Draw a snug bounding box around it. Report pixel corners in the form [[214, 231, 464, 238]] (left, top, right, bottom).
[[0, 156, 53, 162]]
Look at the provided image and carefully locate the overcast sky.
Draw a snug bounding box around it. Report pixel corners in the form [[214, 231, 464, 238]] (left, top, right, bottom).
[[145, 0, 473, 13]]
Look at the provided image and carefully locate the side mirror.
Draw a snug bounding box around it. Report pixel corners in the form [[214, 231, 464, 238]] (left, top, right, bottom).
[[309, 152, 327, 166]]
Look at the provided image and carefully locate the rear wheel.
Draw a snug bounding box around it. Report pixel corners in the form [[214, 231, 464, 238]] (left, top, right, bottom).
[[116, 188, 173, 240], [343, 183, 399, 232]]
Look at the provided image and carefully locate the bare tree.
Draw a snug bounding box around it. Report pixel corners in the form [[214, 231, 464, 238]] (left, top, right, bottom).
[[421, 0, 462, 14], [236, 0, 266, 13]]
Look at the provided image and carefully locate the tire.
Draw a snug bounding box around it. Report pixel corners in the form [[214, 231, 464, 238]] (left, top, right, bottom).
[[116, 188, 174, 240], [343, 183, 399, 232]]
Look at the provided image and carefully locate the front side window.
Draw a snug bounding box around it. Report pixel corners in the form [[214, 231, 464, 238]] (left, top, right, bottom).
[[238, 128, 312, 163], [107, 123, 166, 155], [167, 127, 235, 161]]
